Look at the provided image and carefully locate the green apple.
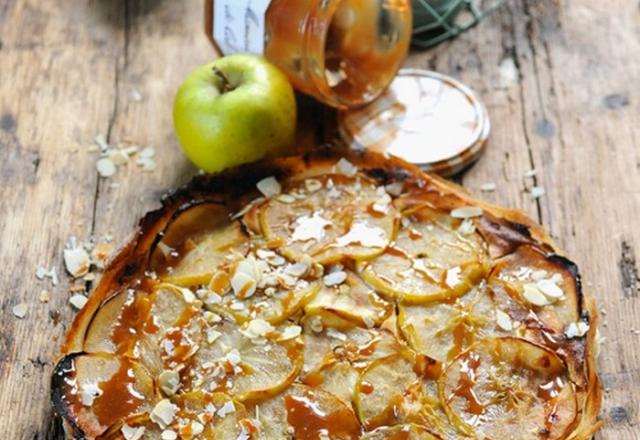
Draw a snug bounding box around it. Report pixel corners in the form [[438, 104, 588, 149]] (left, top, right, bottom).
[[173, 55, 297, 173]]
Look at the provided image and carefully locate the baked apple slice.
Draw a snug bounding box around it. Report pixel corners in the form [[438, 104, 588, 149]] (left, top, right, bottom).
[[254, 384, 360, 439], [260, 174, 396, 264], [398, 285, 496, 363], [359, 206, 487, 304], [204, 250, 321, 325], [150, 202, 250, 287], [188, 319, 303, 402], [51, 353, 155, 439], [439, 337, 577, 439], [304, 270, 393, 328]]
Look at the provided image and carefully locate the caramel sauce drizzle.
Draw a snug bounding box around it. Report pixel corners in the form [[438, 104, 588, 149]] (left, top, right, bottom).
[[452, 352, 485, 416], [111, 292, 152, 356], [284, 389, 360, 440], [92, 358, 145, 427]]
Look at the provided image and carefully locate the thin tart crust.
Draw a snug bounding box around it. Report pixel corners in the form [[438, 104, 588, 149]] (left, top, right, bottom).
[[51, 148, 602, 440]]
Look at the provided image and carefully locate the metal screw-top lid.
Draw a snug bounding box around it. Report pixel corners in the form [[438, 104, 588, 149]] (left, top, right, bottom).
[[338, 69, 490, 176]]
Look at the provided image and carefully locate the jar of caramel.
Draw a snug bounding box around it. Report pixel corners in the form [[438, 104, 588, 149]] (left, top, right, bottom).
[[205, 0, 413, 109]]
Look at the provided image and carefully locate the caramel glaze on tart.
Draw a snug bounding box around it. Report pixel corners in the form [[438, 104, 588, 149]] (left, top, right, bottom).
[[51, 148, 602, 440]]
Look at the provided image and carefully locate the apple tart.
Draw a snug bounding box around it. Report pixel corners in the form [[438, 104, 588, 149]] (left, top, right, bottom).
[[51, 149, 601, 439]]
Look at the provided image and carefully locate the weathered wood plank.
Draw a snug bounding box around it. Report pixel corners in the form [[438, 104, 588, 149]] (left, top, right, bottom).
[[0, 1, 125, 438]]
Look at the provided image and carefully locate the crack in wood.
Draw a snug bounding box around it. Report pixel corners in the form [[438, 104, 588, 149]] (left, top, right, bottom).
[[89, 0, 129, 237], [620, 240, 639, 298], [506, 2, 543, 225]]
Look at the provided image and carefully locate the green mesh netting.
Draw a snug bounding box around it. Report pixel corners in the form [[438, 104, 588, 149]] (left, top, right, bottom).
[[412, 0, 504, 48]]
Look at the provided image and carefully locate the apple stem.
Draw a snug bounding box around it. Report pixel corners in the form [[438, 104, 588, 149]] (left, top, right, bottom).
[[212, 67, 233, 94]]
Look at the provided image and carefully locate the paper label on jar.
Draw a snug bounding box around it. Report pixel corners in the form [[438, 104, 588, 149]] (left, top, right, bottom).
[[212, 0, 270, 55]]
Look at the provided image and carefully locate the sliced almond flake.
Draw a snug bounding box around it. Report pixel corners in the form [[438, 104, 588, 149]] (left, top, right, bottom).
[[137, 157, 157, 172], [190, 422, 204, 436], [121, 424, 146, 440], [204, 311, 222, 324], [284, 262, 309, 278], [39, 289, 50, 303], [217, 401, 236, 417], [158, 370, 181, 396], [231, 197, 264, 220], [565, 321, 589, 339], [305, 179, 322, 193], [336, 158, 358, 176], [450, 206, 483, 219], [550, 273, 563, 284], [95, 134, 109, 152], [81, 382, 102, 406], [207, 328, 222, 344], [278, 325, 302, 341], [230, 301, 246, 311], [372, 193, 392, 214], [178, 286, 197, 304], [536, 279, 564, 299], [231, 272, 257, 299], [336, 222, 387, 248], [204, 291, 223, 306], [522, 284, 549, 307], [64, 246, 91, 278], [480, 182, 496, 192], [323, 270, 347, 287], [69, 294, 88, 310], [96, 158, 116, 178], [531, 269, 547, 281], [130, 88, 143, 102], [108, 149, 129, 166], [161, 430, 177, 440], [121, 145, 140, 156], [445, 266, 462, 288], [150, 399, 178, 428], [326, 328, 347, 341], [35, 266, 48, 280], [140, 146, 156, 158], [242, 319, 274, 339], [457, 218, 476, 235], [384, 182, 404, 196], [12, 303, 27, 319], [495, 309, 513, 331], [291, 213, 332, 243], [530, 186, 546, 199], [276, 194, 296, 204], [256, 176, 281, 198]]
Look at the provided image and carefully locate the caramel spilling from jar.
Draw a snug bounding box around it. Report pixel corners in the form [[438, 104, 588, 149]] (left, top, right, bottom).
[[206, 0, 412, 108]]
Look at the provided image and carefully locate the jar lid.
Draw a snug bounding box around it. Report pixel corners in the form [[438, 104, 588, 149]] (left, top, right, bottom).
[[337, 69, 490, 176]]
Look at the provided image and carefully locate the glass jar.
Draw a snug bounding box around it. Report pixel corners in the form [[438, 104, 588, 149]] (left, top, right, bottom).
[[205, 0, 413, 109]]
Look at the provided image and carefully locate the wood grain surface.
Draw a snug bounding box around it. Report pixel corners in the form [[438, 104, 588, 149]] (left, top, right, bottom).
[[0, 0, 638, 438]]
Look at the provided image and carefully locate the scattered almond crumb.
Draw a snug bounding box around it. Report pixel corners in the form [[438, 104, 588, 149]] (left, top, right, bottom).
[[39, 290, 50, 303], [130, 88, 143, 102], [480, 182, 496, 192], [12, 303, 27, 319], [530, 186, 546, 199], [524, 169, 538, 178], [69, 294, 88, 310], [96, 157, 117, 178]]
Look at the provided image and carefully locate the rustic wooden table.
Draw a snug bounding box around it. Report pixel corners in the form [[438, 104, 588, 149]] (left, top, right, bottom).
[[1, 0, 638, 438]]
